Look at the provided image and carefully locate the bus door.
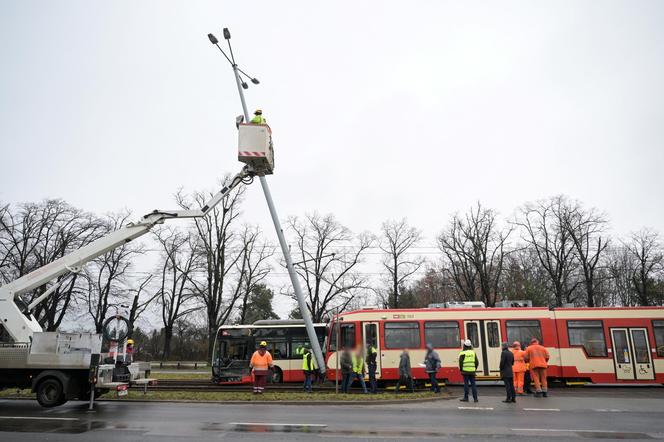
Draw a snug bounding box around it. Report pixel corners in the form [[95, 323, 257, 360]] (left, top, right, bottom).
[[363, 322, 381, 378], [464, 320, 502, 376], [611, 328, 655, 381]]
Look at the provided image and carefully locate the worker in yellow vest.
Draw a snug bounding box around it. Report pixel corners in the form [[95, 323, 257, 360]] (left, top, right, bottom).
[[250, 109, 266, 124], [351, 348, 368, 393], [302, 344, 317, 393], [458, 339, 479, 402]]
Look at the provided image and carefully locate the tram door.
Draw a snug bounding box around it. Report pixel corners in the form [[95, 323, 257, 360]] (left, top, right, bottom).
[[363, 322, 381, 378], [611, 328, 655, 381], [464, 320, 502, 376]]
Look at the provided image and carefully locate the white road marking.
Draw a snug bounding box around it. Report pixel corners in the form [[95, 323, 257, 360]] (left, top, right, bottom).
[[457, 406, 494, 410], [593, 409, 624, 412], [229, 422, 327, 428], [512, 428, 618, 433], [523, 408, 560, 411], [0, 416, 78, 421]]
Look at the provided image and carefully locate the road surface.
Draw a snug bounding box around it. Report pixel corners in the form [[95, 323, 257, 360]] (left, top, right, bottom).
[[1, 387, 663, 441]]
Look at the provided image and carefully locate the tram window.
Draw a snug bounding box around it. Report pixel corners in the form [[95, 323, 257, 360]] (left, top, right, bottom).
[[567, 321, 607, 357], [506, 320, 542, 347], [486, 322, 500, 348], [466, 323, 480, 348], [654, 321, 664, 357], [424, 321, 460, 348], [330, 324, 356, 351], [631, 330, 650, 364], [385, 322, 420, 349]]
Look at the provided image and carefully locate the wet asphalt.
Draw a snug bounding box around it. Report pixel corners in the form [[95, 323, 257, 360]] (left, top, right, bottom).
[[1, 387, 663, 441]]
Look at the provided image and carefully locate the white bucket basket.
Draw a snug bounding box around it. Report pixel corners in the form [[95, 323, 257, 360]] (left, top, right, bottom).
[[238, 124, 274, 174]]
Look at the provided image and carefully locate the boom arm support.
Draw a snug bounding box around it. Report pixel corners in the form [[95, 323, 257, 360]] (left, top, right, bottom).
[[0, 166, 251, 343]]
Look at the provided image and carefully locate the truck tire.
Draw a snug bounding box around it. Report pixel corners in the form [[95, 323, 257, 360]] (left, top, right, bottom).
[[36, 378, 66, 408]]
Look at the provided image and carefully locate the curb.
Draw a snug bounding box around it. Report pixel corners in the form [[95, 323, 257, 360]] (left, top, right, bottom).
[[1, 395, 452, 406]]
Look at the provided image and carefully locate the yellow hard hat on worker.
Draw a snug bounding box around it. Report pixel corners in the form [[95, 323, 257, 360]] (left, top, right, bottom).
[[127, 339, 134, 345], [259, 341, 267, 347], [254, 109, 262, 115]]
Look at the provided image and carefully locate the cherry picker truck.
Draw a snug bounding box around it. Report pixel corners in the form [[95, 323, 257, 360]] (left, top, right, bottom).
[[0, 124, 275, 407]]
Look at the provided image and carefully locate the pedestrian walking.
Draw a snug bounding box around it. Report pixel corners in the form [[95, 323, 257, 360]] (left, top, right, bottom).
[[395, 349, 415, 393], [366, 343, 378, 394], [424, 343, 442, 393], [500, 342, 516, 403], [249, 341, 274, 394], [302, 344, 317, 393], [511, 341, 527, 395], [525, 338, 549, 397], [351, 348, 368, 393], [340, 347, 353, 393], [458, 339, 479, 402]]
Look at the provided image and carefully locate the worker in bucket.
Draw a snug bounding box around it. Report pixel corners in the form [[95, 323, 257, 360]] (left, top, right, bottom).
[[249, 341, 274, 394], [250, 109, 266, 124]]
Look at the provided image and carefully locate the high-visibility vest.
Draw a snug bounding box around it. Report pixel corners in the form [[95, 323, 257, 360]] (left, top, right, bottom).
[[295, 346, 305, 357], [251, 115, 266, 124], [352, 354, 365, 374], [459, 349, 476, 373], [302, 351, 317, 371]]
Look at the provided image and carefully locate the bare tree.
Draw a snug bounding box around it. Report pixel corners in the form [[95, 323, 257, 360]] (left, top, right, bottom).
[[287, 213, 373, 322], [624, 229, 664, 306], [501, 247, 552, 306], [516, 196, 580, 307], [0, 199, 105, 330], [439, 203, 512, 307], [379, 218, 425, 308], [176, 177, 246, 357], [86, 211, 143, 334], [154, 227, 201, 359], [236, 225, 274, 324], [126, 275, 159, 340], [563, 202, 610, 307]]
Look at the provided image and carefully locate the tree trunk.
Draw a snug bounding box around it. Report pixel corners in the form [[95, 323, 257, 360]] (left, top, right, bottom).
[[163, 327, 173, 360]]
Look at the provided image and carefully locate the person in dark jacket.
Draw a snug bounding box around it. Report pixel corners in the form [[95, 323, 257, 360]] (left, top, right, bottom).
[[366, 344, 378, 394], [424, 343, 442, 393], [340, 347, 353, 393], [395, 349, 415, 393], [499, 342, 516, 403]]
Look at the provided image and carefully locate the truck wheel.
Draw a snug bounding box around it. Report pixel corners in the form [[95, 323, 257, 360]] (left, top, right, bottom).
[[36, 378, 65, 408]]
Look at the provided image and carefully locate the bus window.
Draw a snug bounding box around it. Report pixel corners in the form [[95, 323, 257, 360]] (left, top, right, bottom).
[[506, 320, 542, 346], [567, 321, 607, 357], [654, 321, 664, 357], [486, 322, 500, 348], [384, 322, 420, 349], [267, 340, 288, 359], [424, 321, 459, 348], [329, 323, 356, 351], [466, 322, 480, 348]]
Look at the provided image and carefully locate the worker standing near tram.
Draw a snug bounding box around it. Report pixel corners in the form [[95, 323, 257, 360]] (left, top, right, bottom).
[[366, 343, 378, 394], [250, 109, 266, 124], [351, 347, 369, 393], [458, 339, 479, 402], [249, 341, 274, 394], [525, 338, 550, 397], [302, 344, 317, 393], [511, 341, 527, 395]]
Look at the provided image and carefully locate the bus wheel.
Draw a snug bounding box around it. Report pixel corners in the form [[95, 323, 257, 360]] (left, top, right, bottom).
[[271, 368, 283, 384], [36, 378, 66, 408]]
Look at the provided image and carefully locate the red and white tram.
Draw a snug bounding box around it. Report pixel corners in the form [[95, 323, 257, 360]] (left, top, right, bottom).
[[325, 306, 664, 385]]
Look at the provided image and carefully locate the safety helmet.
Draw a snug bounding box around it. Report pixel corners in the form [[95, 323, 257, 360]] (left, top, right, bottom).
[[304, 342, 311, 348], [127, 339, 134, 345], [254, 109, 262, 115], [463, 339, 472, 348], [259, 341, 267, 347]]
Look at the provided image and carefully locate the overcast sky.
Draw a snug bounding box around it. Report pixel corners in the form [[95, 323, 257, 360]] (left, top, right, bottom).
[[1, 1, 663, 318]]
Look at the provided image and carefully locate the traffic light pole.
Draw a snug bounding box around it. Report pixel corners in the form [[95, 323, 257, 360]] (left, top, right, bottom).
[[231, 65, 327, 375]]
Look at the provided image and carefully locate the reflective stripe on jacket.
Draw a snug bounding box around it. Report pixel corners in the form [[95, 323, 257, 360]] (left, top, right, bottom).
[[525, 344, 549, 369], [512, 349, 526, 372], [459, 349, 477, 373]]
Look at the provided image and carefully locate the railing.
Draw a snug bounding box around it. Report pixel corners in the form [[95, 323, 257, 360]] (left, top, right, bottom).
[[151, 361, 209, 370], [0, 342, 30, 349]]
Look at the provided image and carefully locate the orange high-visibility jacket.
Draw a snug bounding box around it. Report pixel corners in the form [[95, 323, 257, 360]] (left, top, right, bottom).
[[250, 351, 273, 371], [525, 344, 549, 369], [512, 349, 527, 373]]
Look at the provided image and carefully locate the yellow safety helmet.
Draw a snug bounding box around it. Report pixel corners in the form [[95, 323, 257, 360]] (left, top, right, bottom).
[[259, 341, 267, 347], [127, 339, 134, 345], [254, 109, 262, 115]]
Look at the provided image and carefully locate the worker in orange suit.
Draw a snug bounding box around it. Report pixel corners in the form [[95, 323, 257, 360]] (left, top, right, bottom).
[[249, 341, 274, 394], [524, 338, 549, 397], [511, 341, 527, 395]]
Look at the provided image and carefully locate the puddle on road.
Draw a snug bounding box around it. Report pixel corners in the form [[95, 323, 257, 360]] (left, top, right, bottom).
[[0, 418, 106, 434]]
